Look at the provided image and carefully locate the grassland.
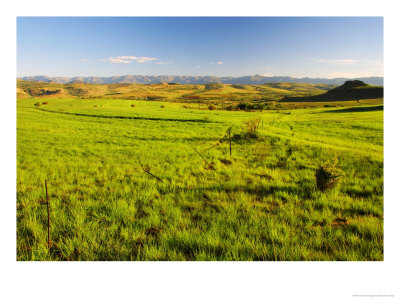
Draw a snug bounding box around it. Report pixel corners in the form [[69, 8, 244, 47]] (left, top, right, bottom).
[[16, 93, 383, 261], [17, 80, 335, 103]]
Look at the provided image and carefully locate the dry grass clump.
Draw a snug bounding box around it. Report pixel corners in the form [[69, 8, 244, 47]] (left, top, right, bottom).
[[244, 118, 261, 139], [230, 118, 262, 142], [315, 156, 344, 191]]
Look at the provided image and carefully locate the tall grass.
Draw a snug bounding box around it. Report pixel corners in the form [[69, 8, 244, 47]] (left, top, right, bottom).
[[17, 98, 383, 260]]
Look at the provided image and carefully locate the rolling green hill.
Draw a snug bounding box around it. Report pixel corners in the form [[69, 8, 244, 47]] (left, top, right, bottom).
[[17, 80, 334, 103], [281, 80, 383, 102]]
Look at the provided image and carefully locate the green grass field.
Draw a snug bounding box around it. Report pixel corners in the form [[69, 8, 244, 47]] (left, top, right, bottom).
[[17, 97, 383, 261]]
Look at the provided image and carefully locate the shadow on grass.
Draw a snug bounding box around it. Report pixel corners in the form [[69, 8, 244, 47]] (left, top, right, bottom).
[[36, 108, 217, 123], [321, 105, 383, 113], [170, 183, 315, 201], [167, 236, 226, 260], [95, 136, 221, 144], [166, 235, 277, 261]]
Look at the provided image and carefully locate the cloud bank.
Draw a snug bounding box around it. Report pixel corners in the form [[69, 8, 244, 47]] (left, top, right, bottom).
[[315, 58, 383, 66]]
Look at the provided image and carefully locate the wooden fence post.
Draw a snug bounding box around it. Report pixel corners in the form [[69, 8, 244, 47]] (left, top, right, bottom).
[[229, 129, 232, 158]]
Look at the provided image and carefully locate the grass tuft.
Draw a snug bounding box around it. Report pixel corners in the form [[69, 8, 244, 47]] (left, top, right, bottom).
[[315, 156, 344, 192]]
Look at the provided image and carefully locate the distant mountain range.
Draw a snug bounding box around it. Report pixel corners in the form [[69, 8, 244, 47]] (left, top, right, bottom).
[[19, 75, 384, 86]]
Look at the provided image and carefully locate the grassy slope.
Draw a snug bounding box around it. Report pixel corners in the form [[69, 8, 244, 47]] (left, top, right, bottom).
[[17, 80, 332, 103], [17, 98, 383, 261], [281, 83, 384, 102]]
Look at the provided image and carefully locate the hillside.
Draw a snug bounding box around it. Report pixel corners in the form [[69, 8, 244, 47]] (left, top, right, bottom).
[[281, 80, 383, 102], [19, 75, 384, 86], [17, 80, 334, 103]]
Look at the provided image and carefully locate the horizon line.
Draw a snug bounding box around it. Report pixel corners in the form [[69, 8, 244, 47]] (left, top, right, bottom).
[[17, 74, 384, 79]]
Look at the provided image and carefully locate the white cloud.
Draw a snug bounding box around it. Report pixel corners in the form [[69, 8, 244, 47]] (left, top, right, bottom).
[[327, 71, 382, 78], [314, 58, 383, 78], [136, 57, 158, 63], [316, 59, 358, 65], [101, 56, 158, 64], [217, 61, 223, 65], [80, 59, 87, 62], [261, 73, 273, 77], [195, 65, 201, 68], [118, 56, 138, 60], [155, 61, 174, 65], [315, 59, 383, 66], [102, 57, 132, 64]]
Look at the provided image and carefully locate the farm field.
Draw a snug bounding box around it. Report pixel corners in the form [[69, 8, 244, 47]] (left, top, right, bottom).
[[16, 97, 383, 261]]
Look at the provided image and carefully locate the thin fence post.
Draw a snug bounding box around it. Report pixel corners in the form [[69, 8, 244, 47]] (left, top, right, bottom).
[[45, 179, 51, 249], [229, 129, 232, 158]]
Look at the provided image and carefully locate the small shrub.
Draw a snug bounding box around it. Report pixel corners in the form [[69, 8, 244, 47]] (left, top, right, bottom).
[[230, 118, 262, 141], [208, 105, 216, 110], [160, 105, 165, 108], [315, 156, 344, 191], [34, 102, 40, 108], [244, 118, 261, 139], [237, 103, 248, 110], [131, 104, 135, 107], [42, 102, 48, 105]]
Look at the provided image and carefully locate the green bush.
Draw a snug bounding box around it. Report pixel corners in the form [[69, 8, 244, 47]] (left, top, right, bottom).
[[315, 156, 344, 191]]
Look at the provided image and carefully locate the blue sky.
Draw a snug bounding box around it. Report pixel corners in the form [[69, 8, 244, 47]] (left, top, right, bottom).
[[17, 17, 383, 78]]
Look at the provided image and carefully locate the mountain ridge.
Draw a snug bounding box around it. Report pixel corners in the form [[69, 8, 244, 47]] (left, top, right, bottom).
[[19, 75, 384, 86]]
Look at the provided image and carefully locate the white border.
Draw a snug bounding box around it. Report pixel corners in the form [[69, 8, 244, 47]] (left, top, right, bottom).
[[2, 1, 399, 299]]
